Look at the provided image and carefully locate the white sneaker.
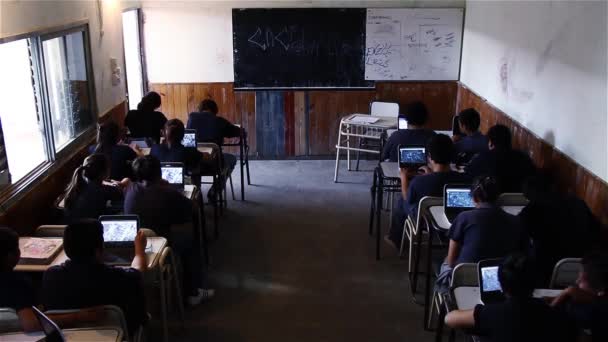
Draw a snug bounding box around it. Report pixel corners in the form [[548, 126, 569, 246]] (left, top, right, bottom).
[[187, 288, 216, 307]]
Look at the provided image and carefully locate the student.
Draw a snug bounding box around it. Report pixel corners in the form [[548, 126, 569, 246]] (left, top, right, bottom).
[[435, 176, 529, 293], [381, 101, 436, 162], [465, 124, 536, 192], [385, 134, 470, 249], [452, 108, 488, 163], [42, 220, 147, 334], [124, 155, 214, 305], [124, 91, 168, 144], [519, 175, 599, 286], [445, 253, 576, 342], [63, 154, 129, 221], [150, 119, 203, 172], [93, 121, 140, 180], [552, 251, 608, 342]]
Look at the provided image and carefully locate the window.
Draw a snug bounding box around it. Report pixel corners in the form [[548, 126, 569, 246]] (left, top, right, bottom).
[[122, 9, 146, 110], [0, 24, 96, 188]]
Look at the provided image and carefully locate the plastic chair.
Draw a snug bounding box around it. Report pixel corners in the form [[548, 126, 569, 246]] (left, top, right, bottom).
[[34, 225, 67, 237], [550, 258, 582, 289], [45, 305, 135, 342], [0, 308, 20, 333]]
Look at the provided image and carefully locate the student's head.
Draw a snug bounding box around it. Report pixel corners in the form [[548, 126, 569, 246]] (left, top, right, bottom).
[[0, 227, 20, 271], [96, 121, 120, 151], [198, 99, 218, 115], [404, 101, 428, 127], [471, 175, 500, 204], [457, 108, 481, 134], [64, 154, 110, 210], [577, 251, 608, 296], [137, 92, 162, 112], [132, 155, 162, 183], [498, 253, 536, 298], [164, 119, 185, 145], [427, 134, 454, 166], [63, 219, 104, 263], [487, 124, 512, 150]]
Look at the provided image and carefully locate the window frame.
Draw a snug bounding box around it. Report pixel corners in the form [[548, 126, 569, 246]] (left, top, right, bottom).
[[0, 21, 98, 207], [121, 7, 149, 109]]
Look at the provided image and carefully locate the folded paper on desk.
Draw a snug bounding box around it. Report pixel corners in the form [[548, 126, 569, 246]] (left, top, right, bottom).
[[349, 116, 379, 124], [18, 238, 63, 265]]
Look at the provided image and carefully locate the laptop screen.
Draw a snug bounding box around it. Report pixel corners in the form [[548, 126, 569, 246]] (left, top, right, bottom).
[[399, 147, 426, 164], [181, 131, 196, 147], [161, 166, 184, 185], [481, 266, 502, 292], [398, 117, 407, 130], [101, 219, 138, 243], [446, 188, 475, 208]]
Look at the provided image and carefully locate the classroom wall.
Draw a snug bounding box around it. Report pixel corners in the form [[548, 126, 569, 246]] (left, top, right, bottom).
[[460, 0, 608, 181]]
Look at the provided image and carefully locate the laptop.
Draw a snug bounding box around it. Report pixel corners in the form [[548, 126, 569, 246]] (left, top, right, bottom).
[[444, 184, 475, 223], [398, 145, 426, 169], [398, 114, 408, 130], [161, 162, 185, 191], [99, 215, 139, 265], [32, 306, 65, 342], [181, 129, 197, 148], [130, 138, 149, 149], [478, 258, 506, 304]]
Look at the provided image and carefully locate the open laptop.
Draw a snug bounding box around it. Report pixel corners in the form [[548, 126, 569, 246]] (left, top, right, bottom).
[[161, 162, 185, 191], [398, 114, 408, 130], [444, 184, 475, 223], [182, 129, 197, 148], [99, 215, 139, 265], [398, 145, 426, 169], [478, 258, 506, 304], [32, 306, 65, 342]]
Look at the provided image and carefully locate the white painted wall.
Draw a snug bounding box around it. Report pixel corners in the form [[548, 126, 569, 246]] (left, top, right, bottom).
[[0, 0, 137, 116], [461, 0, 608, 181]]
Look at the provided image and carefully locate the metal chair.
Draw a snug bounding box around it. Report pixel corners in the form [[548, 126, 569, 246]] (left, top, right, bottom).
[[354, 101, 400, 170], [45, 305, 134, 342], [157, 246, 185, 342], [400, 196, 443, 273], [198, 142, 224, 239], [0, 308, 20, 334], [550, 258, 582, 289]]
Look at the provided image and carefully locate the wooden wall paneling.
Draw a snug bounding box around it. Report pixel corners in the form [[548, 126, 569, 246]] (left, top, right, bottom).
[[235, 91, 256, 156], [293, 92, 307, 156], [422, 82, 457, 130], [255, 91, 285, 158], [283, 91, 296, 157], [375, 82, 423, 109]]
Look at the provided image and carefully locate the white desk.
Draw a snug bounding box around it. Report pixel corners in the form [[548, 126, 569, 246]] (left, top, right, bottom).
[[453, 286, 563, 310], [428, 205, 526, 230], [0, 327, 122, 342]]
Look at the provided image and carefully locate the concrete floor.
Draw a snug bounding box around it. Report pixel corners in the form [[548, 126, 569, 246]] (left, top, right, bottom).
[[170, 160, 435, 342]]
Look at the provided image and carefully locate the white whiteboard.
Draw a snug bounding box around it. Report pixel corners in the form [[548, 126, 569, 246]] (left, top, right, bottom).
[[365, 8, 464, 81]]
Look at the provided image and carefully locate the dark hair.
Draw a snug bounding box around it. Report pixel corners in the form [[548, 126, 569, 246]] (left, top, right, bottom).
[[471, 176, 500, 203], [458, 108, 481, 132], [94, 121, 120, 155], [137, 92, 162, 112], [132, 155, 161, 183], [404, 101, 429, 126], [64, 154, 110, 211], [498, 253, 536, 297], [582, 251, 608, 292], [0, 227, 19, 266], [165, 119, 185, 145], [427, 134, 454, 165], [522, 174, 553, 202], [487, 124, 512, 150], [63, 219, 104, 262], [198, 99, 218, 114]]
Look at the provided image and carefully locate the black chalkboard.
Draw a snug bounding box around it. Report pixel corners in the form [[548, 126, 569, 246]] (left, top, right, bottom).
[[232, 8, 373, 89]]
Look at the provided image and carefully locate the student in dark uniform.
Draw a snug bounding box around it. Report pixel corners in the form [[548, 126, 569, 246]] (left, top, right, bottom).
[[465, 124, 536, 192], [519, 175, 599, 286], [452, 108, 488, 163], [150, 119, 202, 173], [446, 253, 577, 342], [381, 101, 436, 162], [435, 176, 529, 293], [124, 91, 168, 144], [93, 121, 140, 180], [63, 154, 129, 221], [386, 134, 470, 249]]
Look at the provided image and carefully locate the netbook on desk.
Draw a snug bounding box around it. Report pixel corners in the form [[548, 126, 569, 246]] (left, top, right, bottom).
[[161, 162, 193, 197], [398, 145, 426, 169], [182, 129, 197, 148], [99, 215, 139, 266], [444, 184, 475, 223]]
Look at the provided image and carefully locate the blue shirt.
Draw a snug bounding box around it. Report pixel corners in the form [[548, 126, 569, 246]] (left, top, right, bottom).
[[465, 149, 536, 193], [186, 111, 241, 146], [448, 204, 528, 264], [64, 182, 123, 222], [150, 143, 202, 172], [404, 171, 471, 218], [382, 129, 436, 162], [454, 131, 488, 159], [91, 145, 137, 181]]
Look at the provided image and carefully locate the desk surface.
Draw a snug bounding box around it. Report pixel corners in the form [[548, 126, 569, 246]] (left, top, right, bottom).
[[380, 162, 401, 180], [0, 327, 122, 342], [454, 286, 563, 310], [429, 205, 525, 230], [15, 237, 167, 273], [343, 114, 397, 128]]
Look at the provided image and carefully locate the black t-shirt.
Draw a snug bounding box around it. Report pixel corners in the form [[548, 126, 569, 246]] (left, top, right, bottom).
[[0, 271, 36, 311], [64, 183, 123, 221], [404, 171, 471, 218], [473, 297, 576, 342], [124, 109, 167, 143], [93, 145, 137, 181], [465, 149, 536, 192], [186, 111, 241, 146], [42, 260, 146, 333], [382, 129, 437, 162], [150, 143, 202, 172]]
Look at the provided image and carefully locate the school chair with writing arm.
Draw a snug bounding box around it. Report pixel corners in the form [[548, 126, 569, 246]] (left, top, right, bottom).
[[550, 258, 582, 289], [401, 196, 443, 276], [355, 101, 400, 170], [496, 192, 529, 207], [34, 225, 67, 237], [198, 142, 224, 239], [157, 246, 185, 342], [0, 308, 20, 333]]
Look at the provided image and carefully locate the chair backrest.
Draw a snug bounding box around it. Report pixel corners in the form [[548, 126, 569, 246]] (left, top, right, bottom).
[[415, 196, 443, 234], [35, 225, 67, 238], [550, 258, 582, 289], [370, 101, 399, 118], [450, 263, 479, 288], [45, 305, 128, 341], [496, 193, 528, 207], [0, 307, 20, 333], [139, 228, 157, 237]]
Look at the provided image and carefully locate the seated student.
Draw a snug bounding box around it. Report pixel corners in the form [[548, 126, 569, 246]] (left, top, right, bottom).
[[41, 220, 147, 335], [465, 124, 536, 192], [385, 134, 470, 249], [63, 154, 129, 221], [93, 121, 140, 180], [381, 101, 436, 162], [150, 119, 203, 172], [435, 176, 529, 293], [124, 91, 168, 144], [445, 253, 576, 342], [124, 155, 214, 305], [552, 251, 608, 342], [452, 108, 488, 163], [519, 175, 599, 286]]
